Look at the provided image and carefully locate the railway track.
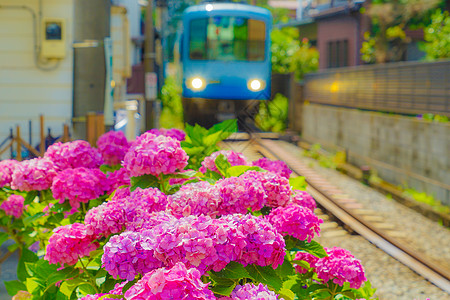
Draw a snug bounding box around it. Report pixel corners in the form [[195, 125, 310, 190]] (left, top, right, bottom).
[[223, 133, 450, 294]]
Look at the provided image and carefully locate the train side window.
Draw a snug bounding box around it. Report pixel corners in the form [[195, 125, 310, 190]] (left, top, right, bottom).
[[189, 18, 207, 60], [247, 19, 265, 61]]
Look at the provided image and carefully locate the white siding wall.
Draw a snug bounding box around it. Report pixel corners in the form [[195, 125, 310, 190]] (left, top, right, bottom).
[[0, 0, 73, 158]]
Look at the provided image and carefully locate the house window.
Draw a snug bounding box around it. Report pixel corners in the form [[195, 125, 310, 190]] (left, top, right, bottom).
[[327, 39, 348, 68]]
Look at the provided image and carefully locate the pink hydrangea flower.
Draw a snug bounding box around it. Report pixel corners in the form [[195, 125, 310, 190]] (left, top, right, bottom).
[[102, 230, 163, 281], [11, 158, 58, 191], [0, 159, 19, 187], [51, 167, 108, 211], [0, 194, 25, 218], [199, 150, 248, 173], [128, 187, 168, 213], [96, 131, 130, 166], [167, 181, 221, 218], [122, 133, 188, 177], [266, 203, 322, 243], [85, 187, 169, 237], [222, 214, 285, 269], [106, 168, 130, 194], [124, 262, 215, 300], [228, 283, 283, 300], [252, 158, 292, 179], [45, 140, 103, 170], [147, 128, 186, 141], [12, 291, 31, 300], [293, 251, 319, 274], [215, 176, 267, 215], [241, 171, 292, 208], [315, 247, 367, 289], [45, 223, 98, 267], [291, 190, 317, 211], [84, 201, 126, 238]]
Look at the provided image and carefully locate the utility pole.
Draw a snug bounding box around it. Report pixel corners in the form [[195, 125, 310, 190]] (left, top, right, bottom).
[[144, 0, 157, 130]]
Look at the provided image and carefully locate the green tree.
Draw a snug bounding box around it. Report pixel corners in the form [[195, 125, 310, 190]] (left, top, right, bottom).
[[361, 0, 441, 63], [421, 9, 450, 60]]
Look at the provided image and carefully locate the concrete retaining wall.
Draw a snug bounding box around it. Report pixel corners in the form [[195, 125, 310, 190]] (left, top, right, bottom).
[[302, 103, 450, 205]]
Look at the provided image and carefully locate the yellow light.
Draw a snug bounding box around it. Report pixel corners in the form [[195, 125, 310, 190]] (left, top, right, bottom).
[[188, 77, 206, 91], [248, 79, 265, 91], [330, 82, 339, 93], [192, 78, 203, 89]]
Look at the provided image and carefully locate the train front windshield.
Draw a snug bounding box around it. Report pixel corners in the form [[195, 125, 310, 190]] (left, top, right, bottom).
[[189, 16, 266, 61]]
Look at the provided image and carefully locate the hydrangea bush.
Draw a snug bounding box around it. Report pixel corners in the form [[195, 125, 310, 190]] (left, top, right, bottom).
[[0, 120, 376, 300]]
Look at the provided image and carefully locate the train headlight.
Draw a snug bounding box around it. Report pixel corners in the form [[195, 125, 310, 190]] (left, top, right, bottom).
[[248, 79, 265, 91], [188, 77, 206, 91]]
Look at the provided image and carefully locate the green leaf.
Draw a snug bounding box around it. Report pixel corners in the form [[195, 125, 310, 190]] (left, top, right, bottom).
[[100, 164, 122, 174], [130, 174, 159, 191], [18, 248, 39, 281], [60, 278, 86, 297], [285, 236, 327, 258], [169, 170, 199, 179], [208, 119, 237, 138], [4, 280, 27, 296], [210, 277, 237, 296], [274, 257, 295, 279], [295, 240, 328, 258], [289, 176, 307, 191], [24, 191, 38, 205], [23, 212, 46, 226], [278, 288, 296, 300], [8, 242, 19, 252], [78, 283, 97, 296], [210, 261, 250, 279], [98, 295, 125, 300], [0, 231, 10, 246], [26, 277, 44, 294], [215, 154, 232, 177], [245, 265, 283, 291], [227, 166, 261, 178]]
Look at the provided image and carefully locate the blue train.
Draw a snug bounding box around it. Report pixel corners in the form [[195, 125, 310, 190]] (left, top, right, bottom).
[[180, 2, 272, 127]]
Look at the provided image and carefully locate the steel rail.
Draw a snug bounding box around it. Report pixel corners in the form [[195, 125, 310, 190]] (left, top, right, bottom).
[[249, 136, 450, 294]]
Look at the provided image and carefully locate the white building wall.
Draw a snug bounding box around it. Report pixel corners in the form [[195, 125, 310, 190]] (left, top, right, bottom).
[[0, 0, 74, 158]]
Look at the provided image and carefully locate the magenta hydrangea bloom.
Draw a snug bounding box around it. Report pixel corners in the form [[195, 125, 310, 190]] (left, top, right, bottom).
[[266, 203, 322, 243], [97, 131, 130, 166], [85, 187, 170, 237], [227, 283, 283, 300], [315, 247, 367, 289], [128, 187, 168, 213], [10, 158, 58, 191], [84, 201, 126, 238], [122, 133, 188, 177], [106, 168, 130, 194], [147, 128, 186, 142], [102, 230, 163, 281], [0, 194, 25, 218], [45, 223, 98, 267], [215, 176, 267, 215], [291, 190, 317, 211], [51, 167, 108, 211], [0, 159, 19, 187], [293, 251, 319, 274], [252, 157, 292, 179], [199, 150, 248, 173], [124, 262, 215, 300], [45, 140, 103, 170], [167, 181, 221, 218], [241, 171, 292, 208]]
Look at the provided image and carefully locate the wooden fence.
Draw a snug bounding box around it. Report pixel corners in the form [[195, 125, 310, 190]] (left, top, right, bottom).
[[303, 60, 450, 116]]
